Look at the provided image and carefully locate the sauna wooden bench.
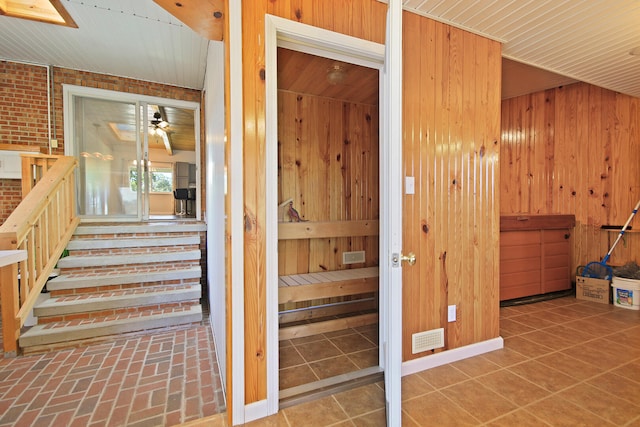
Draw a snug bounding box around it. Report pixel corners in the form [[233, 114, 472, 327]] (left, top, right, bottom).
[[278, 219, 379, 341]]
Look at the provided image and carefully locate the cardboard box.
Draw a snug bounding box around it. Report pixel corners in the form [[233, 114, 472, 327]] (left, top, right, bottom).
[[576, 276, 611, 304]]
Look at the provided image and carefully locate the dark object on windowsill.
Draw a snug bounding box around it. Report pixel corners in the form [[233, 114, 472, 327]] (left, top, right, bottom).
[[601, 225, 632, 230]]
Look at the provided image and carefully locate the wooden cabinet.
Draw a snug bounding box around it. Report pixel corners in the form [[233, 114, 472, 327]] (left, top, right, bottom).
[[500, 215, 575, 301]]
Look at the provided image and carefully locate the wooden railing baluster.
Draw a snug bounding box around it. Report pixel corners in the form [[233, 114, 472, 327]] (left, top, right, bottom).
[[0, 154, 79, 356]]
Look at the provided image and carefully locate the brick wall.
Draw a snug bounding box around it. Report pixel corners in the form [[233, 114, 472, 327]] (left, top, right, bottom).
[[0, 180, 22, 223], [0, 60, 202, 224], [0, 61, 50, 148], [0, 61, 50, 223]]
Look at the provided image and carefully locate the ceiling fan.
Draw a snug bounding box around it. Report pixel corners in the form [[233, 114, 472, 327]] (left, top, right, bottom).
[[148, 109, 174, 155], [150, 111, 169, 132]]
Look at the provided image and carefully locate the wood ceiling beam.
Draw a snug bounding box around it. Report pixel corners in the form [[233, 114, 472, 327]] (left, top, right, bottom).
[[153, 0, 224, 41], [0, 0, 77, 28], [157, 106, 173, 156]]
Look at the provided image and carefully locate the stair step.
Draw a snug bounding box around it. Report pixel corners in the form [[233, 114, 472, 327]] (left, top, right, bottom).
[[74, 222, 206, 235], [67, 235, 200, 251], [56, 249, 201, 268], [47, 267, 201, 291], [19, 306, 202, 348], [34, 284, 201, 317]]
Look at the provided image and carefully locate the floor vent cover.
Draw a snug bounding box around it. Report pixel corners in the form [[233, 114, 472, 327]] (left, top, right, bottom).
[[412, 328, 444, 354]]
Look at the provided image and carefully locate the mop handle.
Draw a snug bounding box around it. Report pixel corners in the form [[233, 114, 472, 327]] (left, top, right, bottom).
[[603, 199, 640, 262]]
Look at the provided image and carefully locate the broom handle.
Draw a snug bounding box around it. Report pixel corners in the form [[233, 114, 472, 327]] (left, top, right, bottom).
[[602, 198, 640, 263]]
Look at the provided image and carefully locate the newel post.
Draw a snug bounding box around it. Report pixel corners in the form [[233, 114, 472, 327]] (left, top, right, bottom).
[[0, 235, 23, 357]]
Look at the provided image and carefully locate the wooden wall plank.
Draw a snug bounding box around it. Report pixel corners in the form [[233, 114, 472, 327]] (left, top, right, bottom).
[[501, 82, 640, 275], [278, 90, 380, 276], [402, 13, 501, 361], [402, 11, 421, 360]]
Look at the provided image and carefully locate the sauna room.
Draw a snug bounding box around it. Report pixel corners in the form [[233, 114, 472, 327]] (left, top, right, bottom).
[[276, 47, 381, 397]]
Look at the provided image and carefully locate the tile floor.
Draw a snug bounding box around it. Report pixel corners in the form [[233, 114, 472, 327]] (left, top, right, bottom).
[[207, 296, 640, 426], [1, 296, 639, 426], [0, 324, 225, 426], [279, 323, 379, 391]]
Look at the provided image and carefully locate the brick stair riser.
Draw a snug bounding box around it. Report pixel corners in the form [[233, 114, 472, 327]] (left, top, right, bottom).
[[72, 230, 204, 239], [67, 244, 200, 257], [19, 305, 203, 351], [46, 305, 198, 326], [37, 300, 200, 324], [49, 278, 200, 297], [57, 260, 202, 278], [73, 229, 204, 239]]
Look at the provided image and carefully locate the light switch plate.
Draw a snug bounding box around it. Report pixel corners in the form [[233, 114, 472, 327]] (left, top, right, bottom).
[[405, 176, 415, 194], [448, 305, 456, 322]]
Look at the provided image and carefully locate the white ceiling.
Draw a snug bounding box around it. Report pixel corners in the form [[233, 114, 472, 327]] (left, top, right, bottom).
[[404, 0, 640, 99], [0, 1, 638, 99], [0, 0, 209, 89]]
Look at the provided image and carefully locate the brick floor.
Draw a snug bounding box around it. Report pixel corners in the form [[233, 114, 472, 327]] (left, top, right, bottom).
[[0, 324, 225, 426]]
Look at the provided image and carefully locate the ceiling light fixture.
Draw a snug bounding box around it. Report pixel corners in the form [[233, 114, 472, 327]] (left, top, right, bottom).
[[326, 63, 347, 85]]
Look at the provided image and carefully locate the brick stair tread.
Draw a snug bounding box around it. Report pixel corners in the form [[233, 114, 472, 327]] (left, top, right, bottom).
[[47, 266, 201, 290], [34, 284, 201, 317], [67, 235, 200, 250], [20, 306, 202, 347], [56, 249, 201, 268], [74, 222, 206, 235]]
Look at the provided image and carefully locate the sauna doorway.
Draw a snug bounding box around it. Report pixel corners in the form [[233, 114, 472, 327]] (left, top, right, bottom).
[[275, 47, 382, 402]]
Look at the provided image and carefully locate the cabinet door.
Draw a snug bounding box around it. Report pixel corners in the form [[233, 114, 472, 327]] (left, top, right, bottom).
[[541, 229, 571, 293], [500, 231, 542, 300]]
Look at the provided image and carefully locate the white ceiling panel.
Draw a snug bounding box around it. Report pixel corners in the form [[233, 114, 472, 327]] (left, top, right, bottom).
[[0, 0, 208, 89], [1, 0, 639, 98], [404, 0, 640, 98]]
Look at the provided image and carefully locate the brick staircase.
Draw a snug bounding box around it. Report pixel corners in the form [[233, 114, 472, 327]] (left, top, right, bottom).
[[19, 222, 206, 353]]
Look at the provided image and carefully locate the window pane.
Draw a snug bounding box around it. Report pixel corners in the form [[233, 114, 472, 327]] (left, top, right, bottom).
[[151, 170, 173, 193], [74, 97, 139, 217]]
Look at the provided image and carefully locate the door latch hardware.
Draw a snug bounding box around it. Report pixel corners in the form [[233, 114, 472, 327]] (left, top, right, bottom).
[[392, 252, 416, 267]]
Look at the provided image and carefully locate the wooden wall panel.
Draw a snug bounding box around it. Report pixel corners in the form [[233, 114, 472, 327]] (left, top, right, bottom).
[[277, 90, 380, 275], [501, 82, 640, 274], [401, 13, 502, 361], [241, 0, 386, 405]]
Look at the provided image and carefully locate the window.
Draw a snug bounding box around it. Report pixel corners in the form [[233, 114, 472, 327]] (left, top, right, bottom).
[[130, 162, 173, 193]]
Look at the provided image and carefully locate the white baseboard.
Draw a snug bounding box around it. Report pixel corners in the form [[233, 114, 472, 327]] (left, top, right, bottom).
[[402, 336, 504, 376], [244, 399, 269, 424]]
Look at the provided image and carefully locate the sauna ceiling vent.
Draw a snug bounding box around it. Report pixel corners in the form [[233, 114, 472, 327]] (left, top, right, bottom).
[[412, 328, 444, 354]]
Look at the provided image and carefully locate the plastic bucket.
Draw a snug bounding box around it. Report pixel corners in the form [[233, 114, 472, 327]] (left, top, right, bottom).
[[611, 276, 640, 310]]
